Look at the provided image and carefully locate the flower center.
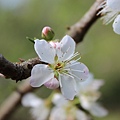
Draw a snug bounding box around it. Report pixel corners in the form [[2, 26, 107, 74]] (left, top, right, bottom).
[[54, 63, 64, 70], [49, 61, 66, 79]]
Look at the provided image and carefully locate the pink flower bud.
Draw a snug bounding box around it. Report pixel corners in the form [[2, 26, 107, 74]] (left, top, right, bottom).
[[41, 26, 55, 41], [44, 78, 59, 89], [49, 41, 60, 49], [42, 26, 51, 34]]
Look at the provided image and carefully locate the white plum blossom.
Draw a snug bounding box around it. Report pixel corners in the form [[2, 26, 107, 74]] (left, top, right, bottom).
[[50, 93, 90, 120], [21, 93, 50, 120], [30, 35, 89, 100], [113, 15, 120, 34], [98, 0, 120, 34], [106, 0, 120, 11], [77, 73, 108, 117]]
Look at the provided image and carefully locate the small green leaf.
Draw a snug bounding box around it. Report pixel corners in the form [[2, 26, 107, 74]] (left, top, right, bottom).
[[26, 37, 35, 43]]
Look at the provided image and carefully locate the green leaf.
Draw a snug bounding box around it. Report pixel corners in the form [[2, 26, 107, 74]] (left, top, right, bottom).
[[26, 37, 35, 43]]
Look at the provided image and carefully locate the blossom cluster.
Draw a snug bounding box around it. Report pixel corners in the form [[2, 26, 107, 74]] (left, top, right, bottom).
[[30, 33, 89, 100], [22, 74, 108, 120], [24, 27, 108, 120], [98, 0, 120, 34]]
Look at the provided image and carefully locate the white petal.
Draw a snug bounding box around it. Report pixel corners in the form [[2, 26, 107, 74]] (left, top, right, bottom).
[[89, 80, 104, 91], [107, 0, 120, 11], [80, 73, 104, 91], [65, 61, 89, 81], [52, 93, 68, 107], [75, 80, 82, 93], [30, 64, 54, 87], [80, 95, 92, 110], [50, 107, 66, 120], [34, 39, 56, 64], [57, 35, 75, 61], [44, 78, 59, 89], [101, 7, 118, 25], [76, 109, 90, 120], [89, 103, 108, 117], [30, 105, 50, 120], [79, 73, 93, 89], [21, 93, 42, 107], [79, 91, 100, 109], [59, 74, 77, 100], [113, 15, 120, 34]]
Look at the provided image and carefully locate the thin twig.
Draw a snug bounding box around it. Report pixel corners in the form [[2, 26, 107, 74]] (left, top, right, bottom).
[[67, 0, 104, 43]]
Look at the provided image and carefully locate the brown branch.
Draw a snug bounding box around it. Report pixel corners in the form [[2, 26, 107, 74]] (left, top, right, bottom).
[[0, 80, 34, 120], [0, 54, 43, 82], [0, 0, 104, 81], [67, 0, 104, 43]]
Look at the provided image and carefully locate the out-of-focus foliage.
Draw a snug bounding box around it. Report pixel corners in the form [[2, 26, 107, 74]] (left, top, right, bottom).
[[0, 0, 120, 120]]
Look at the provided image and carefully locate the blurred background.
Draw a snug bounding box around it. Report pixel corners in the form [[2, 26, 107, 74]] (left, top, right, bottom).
[[0, 0, 120, 120]]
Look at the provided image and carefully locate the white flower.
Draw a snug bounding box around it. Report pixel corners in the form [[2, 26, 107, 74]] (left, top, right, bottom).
[[106, 0, 120, 11], [50, 93, 90, 120], [77, 73, 108, 117], [21, 93, 50, 120], [113, 15, 120, 34], [99, 0, 120, 24], [30, 35, 89, 100], [98, 0, 120, 34]]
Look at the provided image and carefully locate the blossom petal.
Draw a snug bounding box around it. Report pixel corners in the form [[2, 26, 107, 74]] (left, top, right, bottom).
[[34, 39, 56, 64], [79, 73, 103, 91], [30, 105, 50, 120], [44, 78, 59, 89], [30, 64, 54, 87], [21, 93, 42, 107], [52, 93, 68, 107], [80, 95, 92, 110], [57, 35, 75, 61], [89, 103, 108, 117], [76, 109, 90, 120], [107, 0, 120, 11], [50, 107, 66, 120], [65, 61, 89, 81], [89, 80, 104, 91], [113, 15, 120, 34], [79, 73, 93, 89], [59, 74, 77, 100]]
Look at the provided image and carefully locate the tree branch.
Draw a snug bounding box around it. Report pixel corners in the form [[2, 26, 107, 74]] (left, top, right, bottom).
[[0, 0, 104, 81], [0, 80, 34, 120], [0, 55, 43, 82], [67, 0, 104, 43]]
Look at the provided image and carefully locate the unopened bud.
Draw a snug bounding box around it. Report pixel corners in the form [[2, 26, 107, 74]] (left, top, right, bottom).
[[44, 78, 59, 89], [41, 26, 55, 41]]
